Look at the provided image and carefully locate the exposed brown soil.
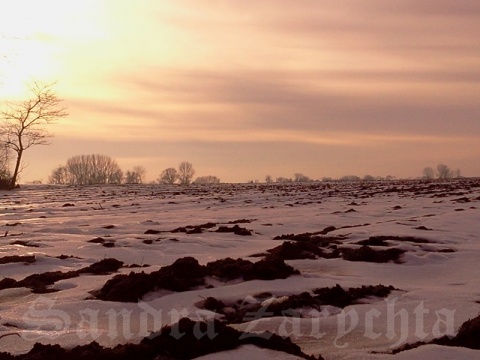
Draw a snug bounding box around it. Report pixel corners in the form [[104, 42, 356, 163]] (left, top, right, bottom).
[[199, 284, 397, 324], [0, 258, 123, 294], [87, 237, 115, 247], [215, 225, 252, 236], [260, 240, 339, 260], [267, 232, 458, 264], [273, 232, 344, 243], [0, 255, 36, 265], [391, 314, 480, 353], [263, 235, 405, 263], [171, 222, 217, 234], [227, 218, 256, 224], [9, 241, 39, 248], [358, 235, 432, 244], [93, 257, 299, 302], [341, 246, 405, 263], [143, 222, 252, 235], [0, 318, 323, 360]]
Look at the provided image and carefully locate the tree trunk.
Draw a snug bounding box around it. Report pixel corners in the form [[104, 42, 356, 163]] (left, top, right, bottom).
[[9, 150, 22, 188]]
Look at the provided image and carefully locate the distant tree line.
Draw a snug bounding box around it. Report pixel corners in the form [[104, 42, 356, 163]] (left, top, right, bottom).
[[262, 173, 314, 184], [48, 156, 220, 186], [158, 161, 195, 185], [422, 164, 461, 180], [260, 173, 395, 184], [259, 165, 463, 184], [193, 175, 221, 185], [49, 154, 143, 185], [157, 161, 220, 185], [43, 156, 466, 187]]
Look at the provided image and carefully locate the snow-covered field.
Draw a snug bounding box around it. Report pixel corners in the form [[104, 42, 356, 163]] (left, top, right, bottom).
[[0, 180, 479, 359]]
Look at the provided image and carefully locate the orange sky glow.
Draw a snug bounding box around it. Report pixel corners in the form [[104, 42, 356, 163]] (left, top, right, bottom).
[[1, 1, 480, 183]]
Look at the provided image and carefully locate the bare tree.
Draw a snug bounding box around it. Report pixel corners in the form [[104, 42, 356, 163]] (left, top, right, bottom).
[[158, 167, 178, 184], [0, 144, 11, 188], [436, 164, 452, 179], [339, 175, 361, 182], [124, 170, 136, 184], [60, 154, 123, 185], [265, 175, 273, 183], [48, 165, 70, 185], [193, 175, 221, 185], [0, 144, 10, 178], [133, 165, 147, 183], [125, 165, 147, 184], [294, 173, 311, 182], [423, 167, 435, 180], [0, 82, 67, 187], [178, 161, 195, 185]]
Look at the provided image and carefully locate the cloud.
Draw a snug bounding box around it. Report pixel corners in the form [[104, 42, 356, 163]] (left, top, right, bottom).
[[110, 66, 480, 138], [18, 0, 480, 182]]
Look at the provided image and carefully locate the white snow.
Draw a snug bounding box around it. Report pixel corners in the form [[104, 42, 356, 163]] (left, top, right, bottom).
[[0, 181, 479, 359]]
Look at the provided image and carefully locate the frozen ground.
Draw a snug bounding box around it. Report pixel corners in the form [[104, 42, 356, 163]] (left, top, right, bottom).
[[0, 180, 479, 359]]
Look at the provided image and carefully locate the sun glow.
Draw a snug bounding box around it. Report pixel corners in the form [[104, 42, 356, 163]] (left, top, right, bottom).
[[0, 0, 105, 99]]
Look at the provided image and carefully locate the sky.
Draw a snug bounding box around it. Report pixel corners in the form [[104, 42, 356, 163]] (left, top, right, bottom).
[[1, 0, 479, 183]]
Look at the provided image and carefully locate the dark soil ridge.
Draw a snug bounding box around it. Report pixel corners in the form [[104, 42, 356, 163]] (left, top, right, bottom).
[[271, 223, 373, 241], [267, 234, 456, 263], [199, 284, 397, 324], [144, 222, 253, 236], [0, 318, 323, 360], [355, 236, 456, 254], [262, 239, 405, 263], [215, 224, 252, 236], [273, 225, 350, 240], [356, 235, 433, 246], [88, 237, 116, 247], [0, 255, 36, 265], [9, 241, 38, 248], [0, 258, 123, 294], [171, 222, 217, 234], [341, 246, 405, 264], [227, 218, 256, 224], [254, 239, 340, 261], [387, 314, 480, 353], [93, 257, 299, 303]]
